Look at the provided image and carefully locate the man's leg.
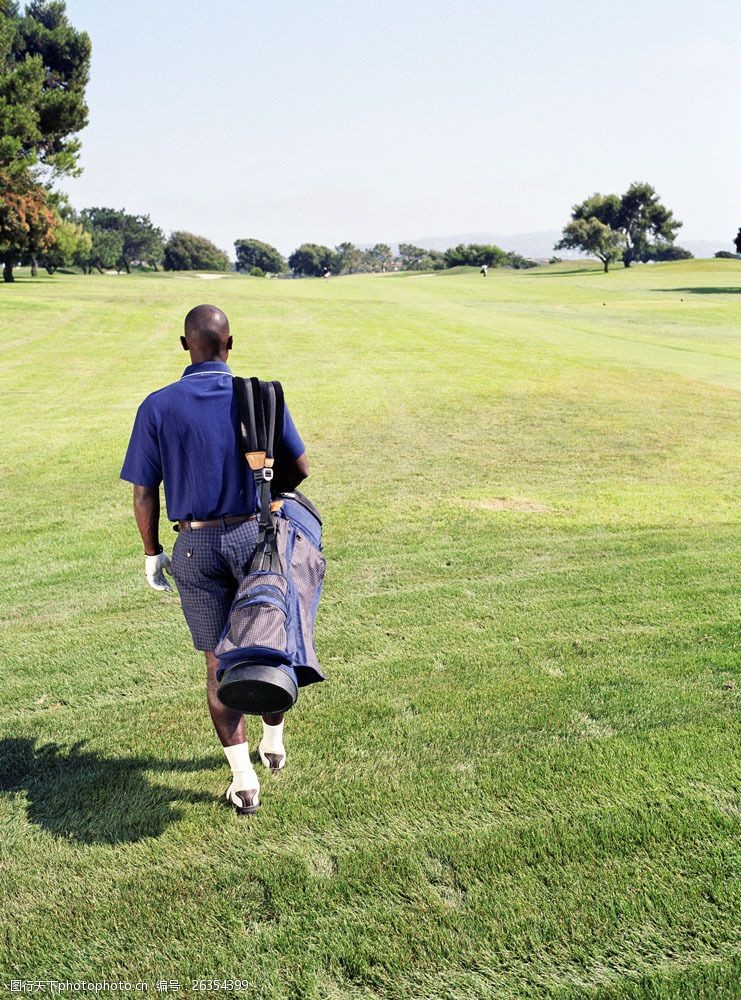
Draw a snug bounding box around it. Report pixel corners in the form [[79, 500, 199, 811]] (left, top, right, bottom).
[[218, 520, 288, 771], [205, 651, 244, 745], [206, 652, 260, 813], [259, 711, 287, 770], [206, 654, 285, 744]]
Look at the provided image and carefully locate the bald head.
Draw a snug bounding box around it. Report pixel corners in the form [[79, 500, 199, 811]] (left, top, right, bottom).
[[181, 304, 232, 361]]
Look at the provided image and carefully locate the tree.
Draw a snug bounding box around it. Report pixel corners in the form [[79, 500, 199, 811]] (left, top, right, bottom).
[[0, 166, 57, 280], [365, 243, 394, 272], [555, 215, 625, 272], [0, 5, 44, 175], [82, 226, 121, 273], [17, 190, 87, 273], [79, 207, 164, 273], [398, 243, 425, 270], [444, 243, 508, 268], [38, 213, 90, 272], [0, 1, 90, 177], [571, 192, 622, 228], [734, 229, 741, 255], [556, 184, 682, 271], [234, 238, 285, 274], [164, 231, 229, 271], [398, 243, 446, 271], [120, 213, 163, 271], [617, 182, 681, 267], [78, 207, 122, 272], [334, 241, 366, 275], [288, 243, 335, 277], [0, 2, 89, 281]]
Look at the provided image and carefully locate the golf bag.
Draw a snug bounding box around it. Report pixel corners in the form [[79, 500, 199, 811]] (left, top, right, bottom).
[[215, 378, 326, 715]]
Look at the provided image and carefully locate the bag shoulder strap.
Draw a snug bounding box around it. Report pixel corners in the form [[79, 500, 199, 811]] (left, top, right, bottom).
[[234, 377, 284, 459], [233, 377, 284, 570], [270, 380, 285, 458], [234, 376, 265, 470]]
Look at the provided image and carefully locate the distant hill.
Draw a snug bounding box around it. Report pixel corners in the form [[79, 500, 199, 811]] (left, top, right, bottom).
[[402, 231, 736, 261]]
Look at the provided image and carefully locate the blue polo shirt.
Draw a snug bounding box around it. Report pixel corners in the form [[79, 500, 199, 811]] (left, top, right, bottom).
[[120, 361, 305, 521]]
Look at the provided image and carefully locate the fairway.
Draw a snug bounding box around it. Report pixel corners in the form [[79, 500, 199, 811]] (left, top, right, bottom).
[[1, 260, 739, 998]]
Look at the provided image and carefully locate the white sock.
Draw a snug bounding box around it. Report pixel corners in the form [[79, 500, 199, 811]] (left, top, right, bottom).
[[223, 742, 259, 790], [261, 719, 285, 754]]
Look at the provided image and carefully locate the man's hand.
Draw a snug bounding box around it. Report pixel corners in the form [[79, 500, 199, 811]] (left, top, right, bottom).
[[133, 485, 171, 590], [145, 550, 173, 592]]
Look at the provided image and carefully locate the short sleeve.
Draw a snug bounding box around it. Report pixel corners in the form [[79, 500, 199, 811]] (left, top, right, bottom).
[[280, 405, 305, 461], [120, 398, 162, 487]]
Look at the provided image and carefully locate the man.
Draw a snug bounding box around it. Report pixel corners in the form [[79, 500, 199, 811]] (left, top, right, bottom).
[[121, 304, 309, 816]]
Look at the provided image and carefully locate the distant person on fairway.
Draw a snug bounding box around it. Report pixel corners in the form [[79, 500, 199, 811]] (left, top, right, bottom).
[[120, 305, 309, 815], [480, 263, 488, 277]]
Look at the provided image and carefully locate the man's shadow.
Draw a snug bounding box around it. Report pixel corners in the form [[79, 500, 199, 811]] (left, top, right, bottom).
[[0, 738, 221, 845]]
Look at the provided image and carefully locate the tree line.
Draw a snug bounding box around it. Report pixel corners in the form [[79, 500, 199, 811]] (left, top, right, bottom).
[[3, 208, 550, 279], [235, 239, 539, 277]]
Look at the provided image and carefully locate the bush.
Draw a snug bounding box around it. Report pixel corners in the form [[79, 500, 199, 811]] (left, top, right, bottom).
[[642, 244, 693, 262], [163, 231, 230, 271], [249, 266, 265, 277], [443, 243, 507, 268], [714, 250, 741, 260], [508, 252, 538, 269], [235, 239, 286, 274], [288, 243, 336, 276]]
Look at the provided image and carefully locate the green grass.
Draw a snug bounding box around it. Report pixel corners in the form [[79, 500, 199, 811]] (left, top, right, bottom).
[[0, 260, 739, 999]]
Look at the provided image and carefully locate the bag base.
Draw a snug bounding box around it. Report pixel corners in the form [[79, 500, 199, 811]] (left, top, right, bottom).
[[217, 661, 298, 715]]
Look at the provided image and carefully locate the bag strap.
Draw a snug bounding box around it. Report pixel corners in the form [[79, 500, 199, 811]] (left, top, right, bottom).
[[234, 376, 283, 571], [267, 379, 284, 460]]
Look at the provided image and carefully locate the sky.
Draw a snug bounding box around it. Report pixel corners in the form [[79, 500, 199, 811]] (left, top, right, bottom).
[[60, 0, 741, 255]]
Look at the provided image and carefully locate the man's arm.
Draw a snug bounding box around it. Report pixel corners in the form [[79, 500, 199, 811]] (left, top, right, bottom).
[[133, 485, 173, 592], [271, 452, 309, 496], [133, 484, 162, 554]]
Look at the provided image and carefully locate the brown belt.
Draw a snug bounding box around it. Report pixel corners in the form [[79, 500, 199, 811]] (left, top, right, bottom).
[[175, 514, 257, 532]]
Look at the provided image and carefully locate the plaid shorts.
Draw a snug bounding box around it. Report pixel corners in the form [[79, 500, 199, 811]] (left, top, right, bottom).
[[170, 519, 260, 651]]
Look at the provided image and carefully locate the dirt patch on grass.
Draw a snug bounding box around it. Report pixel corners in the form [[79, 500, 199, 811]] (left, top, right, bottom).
[[309, 852, 339, 878], [574, 712, 616, 739], [471, 497, 552, 513]]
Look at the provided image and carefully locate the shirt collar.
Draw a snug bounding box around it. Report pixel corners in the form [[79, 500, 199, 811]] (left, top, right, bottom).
[[181, 360, 233, 378]]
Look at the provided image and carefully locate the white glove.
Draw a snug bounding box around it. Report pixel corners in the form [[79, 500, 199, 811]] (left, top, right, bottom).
[[145, 550, 173, 592]]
